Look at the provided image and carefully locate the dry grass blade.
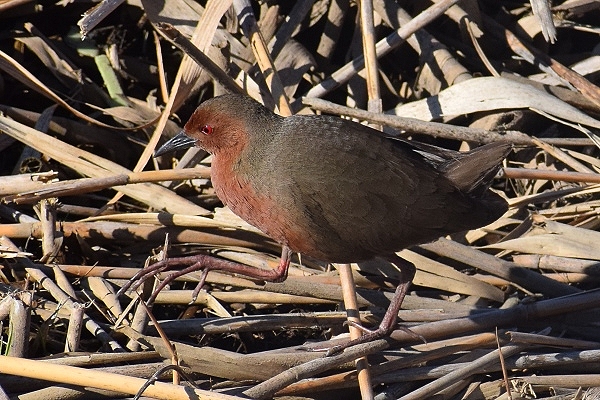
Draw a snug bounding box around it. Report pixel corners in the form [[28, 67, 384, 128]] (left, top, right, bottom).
[[101, 0, 235, 214], [299, 0, 461, 106], [0, 355, 244, 400], [233, 0, 292, 115], [303, 96, 595, 146], [391, 76, 600, 128], [2, 168, 211, 204], [0, 116, 209, 215], [396, 342, 527, 400], [0, 50, 121, 128], [1, 1, 600, 399], [485, 215, 600, 260], [501, 18, 600, 108]]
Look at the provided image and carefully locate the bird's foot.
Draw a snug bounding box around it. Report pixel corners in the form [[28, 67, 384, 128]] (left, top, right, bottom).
[[322, 254, 419, 356], [116, 254, 240, 304], [324, 322, 394, 356], [117, 247, 292, 304], [345, 320, 377, 335], [324, 333, 381, 356], [320, 322, 424, 356], [347, 320, 425, 343]]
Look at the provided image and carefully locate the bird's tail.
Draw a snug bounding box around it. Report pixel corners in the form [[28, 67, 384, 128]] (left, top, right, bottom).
[[441, 142, 511, 196]]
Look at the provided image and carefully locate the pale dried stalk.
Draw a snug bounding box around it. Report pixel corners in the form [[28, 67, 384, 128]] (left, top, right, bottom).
[[0, 116, 208, 215], [0, 355, 243, 400], [298, 0, 460, 107]]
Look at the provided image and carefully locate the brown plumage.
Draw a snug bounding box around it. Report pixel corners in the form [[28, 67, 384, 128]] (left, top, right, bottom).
[[150, 93, 510, 353], [167, 94, 507, 260]]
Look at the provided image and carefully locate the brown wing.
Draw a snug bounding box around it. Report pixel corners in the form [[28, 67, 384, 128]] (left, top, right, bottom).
[[243, 116, 505, 263]]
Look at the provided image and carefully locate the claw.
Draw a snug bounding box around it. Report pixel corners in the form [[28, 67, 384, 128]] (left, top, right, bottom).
[[116, 247, 293, 305]]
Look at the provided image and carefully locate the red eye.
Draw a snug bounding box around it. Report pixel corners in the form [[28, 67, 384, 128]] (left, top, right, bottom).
[[200, 124, 213, 135]]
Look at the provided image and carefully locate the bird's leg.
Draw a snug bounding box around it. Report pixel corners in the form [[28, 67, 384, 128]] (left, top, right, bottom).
[[117, 246, 293, 304], [325, 253, 416, 356]]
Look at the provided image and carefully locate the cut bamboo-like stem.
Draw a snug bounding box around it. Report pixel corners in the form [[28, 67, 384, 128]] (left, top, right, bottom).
[[0, 355, 243, 400]]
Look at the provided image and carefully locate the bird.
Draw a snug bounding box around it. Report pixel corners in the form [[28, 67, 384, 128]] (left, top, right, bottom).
[[126, 93, 510, 353]]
